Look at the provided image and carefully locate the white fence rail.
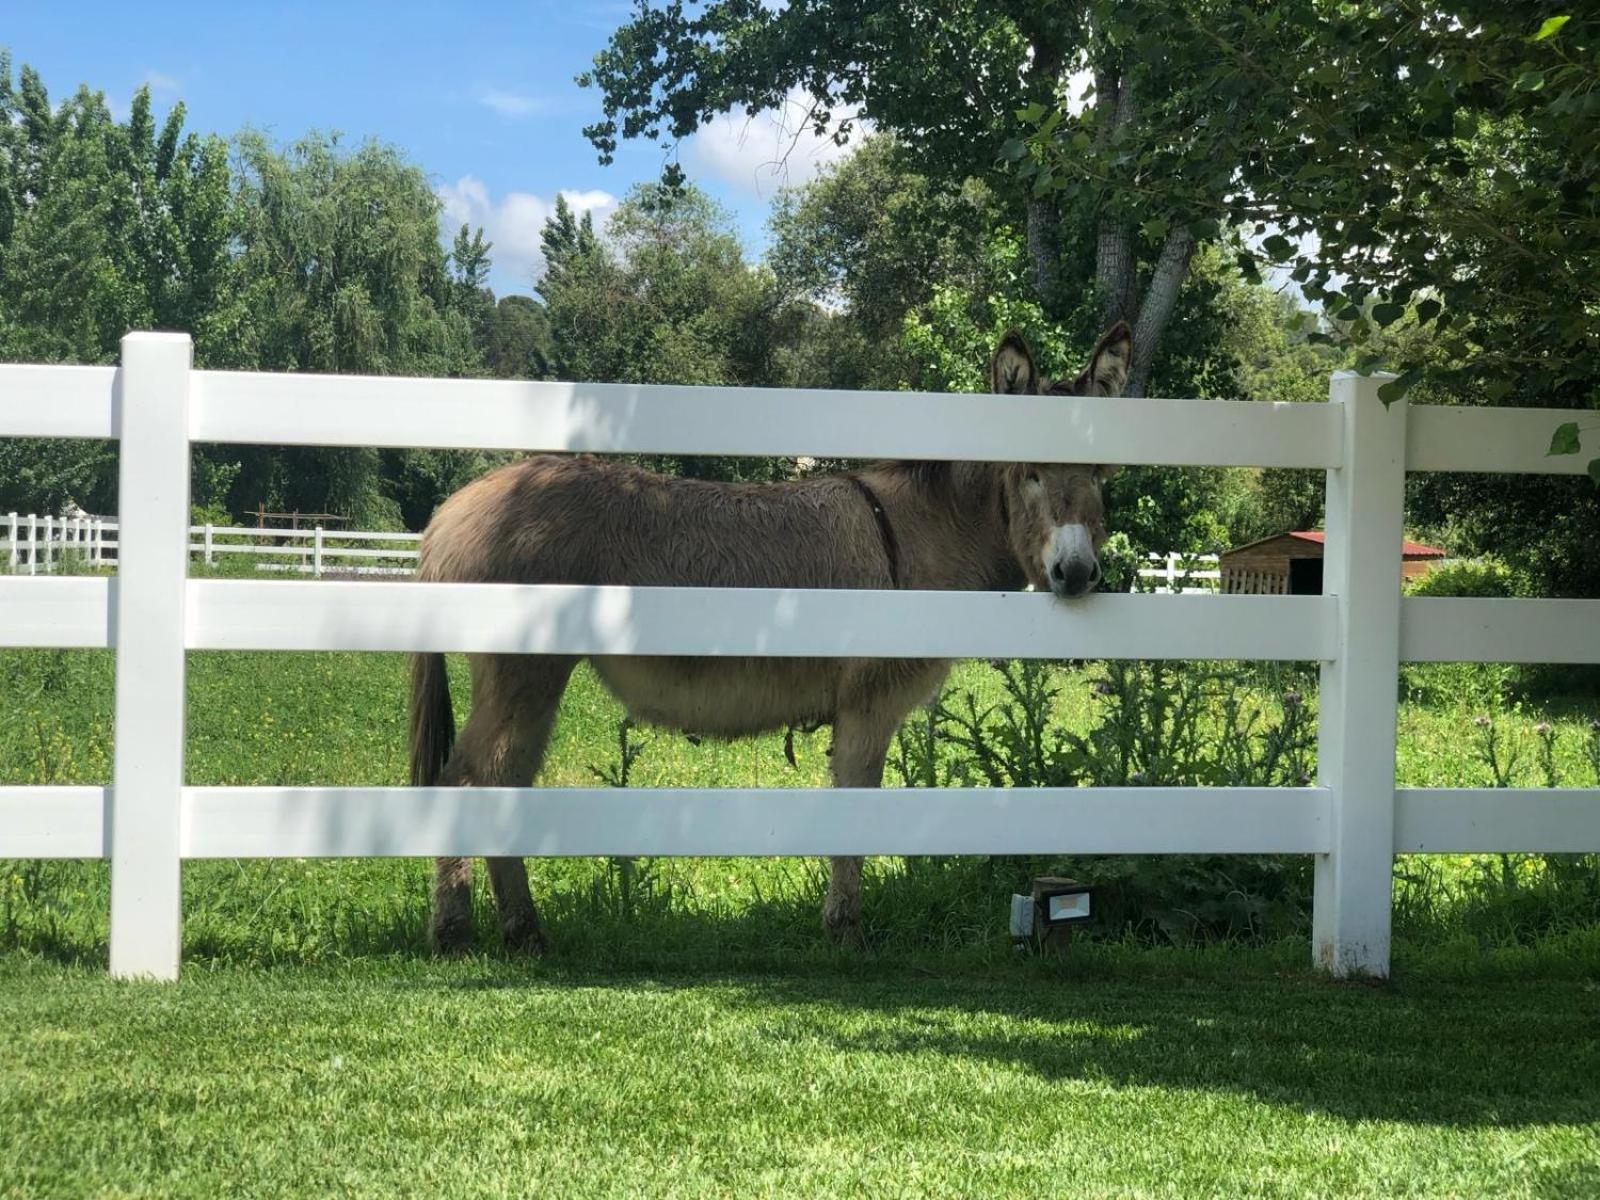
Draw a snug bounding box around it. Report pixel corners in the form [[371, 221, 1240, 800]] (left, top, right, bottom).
[[1138, 552, 1220, 593], [1, 336, 1597, 981], [3, 515, 418, 576]]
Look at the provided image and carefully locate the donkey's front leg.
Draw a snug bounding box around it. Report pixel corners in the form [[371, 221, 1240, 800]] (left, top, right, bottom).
[[824, 707, 896, 948]]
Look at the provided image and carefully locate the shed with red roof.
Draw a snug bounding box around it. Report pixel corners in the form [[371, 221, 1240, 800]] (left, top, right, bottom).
[[1219, 530, 1446, 595]]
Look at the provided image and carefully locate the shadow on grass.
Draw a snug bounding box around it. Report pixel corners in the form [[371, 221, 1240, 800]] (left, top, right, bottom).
[[372, 956, 1600, 1133], [8, 861, 1600, 1134]]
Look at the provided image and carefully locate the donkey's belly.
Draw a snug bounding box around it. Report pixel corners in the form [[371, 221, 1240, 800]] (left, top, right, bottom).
[[590, 655, 839, 737]]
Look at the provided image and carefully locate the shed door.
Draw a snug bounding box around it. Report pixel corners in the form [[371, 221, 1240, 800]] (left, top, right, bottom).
[[1289, 557, 1324, 595]]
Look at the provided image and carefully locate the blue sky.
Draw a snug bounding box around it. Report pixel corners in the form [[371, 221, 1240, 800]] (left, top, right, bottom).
[[4, 0, 855, 294]]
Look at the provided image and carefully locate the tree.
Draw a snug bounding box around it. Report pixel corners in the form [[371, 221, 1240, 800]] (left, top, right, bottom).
[[576, 3, 1286, 400], [0, 58, 235, 515], [768, 136, 1004, 344], [216, 132, 487, 525], [1013, 4, 1600, 472], [536, 183, 794, 479], [447, 223, 495, 352], [482, 295, 553, 380]]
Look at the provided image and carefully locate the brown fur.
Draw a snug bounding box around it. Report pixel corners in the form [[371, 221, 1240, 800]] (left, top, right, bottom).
[[412, 323, 1132, 952]]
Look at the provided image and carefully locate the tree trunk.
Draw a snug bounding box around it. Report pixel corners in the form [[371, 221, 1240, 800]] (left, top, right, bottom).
[[1025, 197, 1060, 308], [1127, 227, 1196, 399], [1096, 221, 1137, 327], [1021, 29, 1066, 312], [1092, 65, 1139, 327]]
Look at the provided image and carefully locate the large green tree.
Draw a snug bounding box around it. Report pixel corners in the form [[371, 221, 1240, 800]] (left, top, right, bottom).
[[215, 132, 489, 526], [0, 58, 233, 514], [578, 2, 1263, 396], [1012, 5, 1599, 452]]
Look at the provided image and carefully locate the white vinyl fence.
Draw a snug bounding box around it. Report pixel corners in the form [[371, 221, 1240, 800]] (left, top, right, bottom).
[[1138, 552, 1220, 594], [1, 334, 1597, 982], [3, 514, 418, 576]]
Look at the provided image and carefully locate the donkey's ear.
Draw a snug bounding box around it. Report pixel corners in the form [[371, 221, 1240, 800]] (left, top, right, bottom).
[[990, 330, 1040, 394], [1073, 321, 1133, 396]]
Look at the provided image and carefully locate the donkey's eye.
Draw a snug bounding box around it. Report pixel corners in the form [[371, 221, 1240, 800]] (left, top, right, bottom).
[[1024, 471, 1041, 486]]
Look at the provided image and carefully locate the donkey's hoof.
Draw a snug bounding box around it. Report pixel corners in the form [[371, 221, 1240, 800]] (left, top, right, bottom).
[[500, 917, 550, 956], [430, 915, 475, 957], [823, 912, 867, 950]]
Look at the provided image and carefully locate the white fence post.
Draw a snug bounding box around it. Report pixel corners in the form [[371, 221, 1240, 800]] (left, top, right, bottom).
[[5, 512, 15, 571], [26, 514, 37, 575], [313, 525, 324, 578], [204, 523, 214, 566], [108, 332, 194, 981], [91, 517, 102, 566], [1313, 371, 1406, 978], [41, 514, 53, 572]]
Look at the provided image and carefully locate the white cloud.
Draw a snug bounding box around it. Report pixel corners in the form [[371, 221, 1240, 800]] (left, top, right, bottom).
[[437, 176, 618, 289], [475, 88, 547, 118], [142, 70, 180, 93], [685, 88, 866, 198]]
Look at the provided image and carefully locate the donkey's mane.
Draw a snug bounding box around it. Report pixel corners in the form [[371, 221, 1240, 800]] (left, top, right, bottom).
[[871, 459, 954, 494]]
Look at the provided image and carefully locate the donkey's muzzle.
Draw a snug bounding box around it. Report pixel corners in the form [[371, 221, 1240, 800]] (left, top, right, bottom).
[[1049, 557, 1100, 599]]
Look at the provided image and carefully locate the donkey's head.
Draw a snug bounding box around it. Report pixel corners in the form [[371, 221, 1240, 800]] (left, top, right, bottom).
[[990, 322, 1132, 599]]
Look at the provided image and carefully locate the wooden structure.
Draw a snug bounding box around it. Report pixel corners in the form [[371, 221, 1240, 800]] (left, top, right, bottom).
[[1220, 530, 1445, 595]]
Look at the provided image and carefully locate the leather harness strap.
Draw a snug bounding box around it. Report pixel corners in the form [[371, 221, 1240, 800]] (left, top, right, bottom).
[[847, 475, 901, 590]]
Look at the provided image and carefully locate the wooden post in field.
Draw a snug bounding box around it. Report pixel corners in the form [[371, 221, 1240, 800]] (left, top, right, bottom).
[[1314, 371, 1405, 978], [313, 525, 324, 578], [109, 332, 193, 981]]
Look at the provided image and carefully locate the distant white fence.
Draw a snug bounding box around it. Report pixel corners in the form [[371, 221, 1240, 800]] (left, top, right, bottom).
[[3, 514, 417, 576], [1, 336, 1597, 982], [6, 519, 1210, 589], [1138, 552, 1220, 594]]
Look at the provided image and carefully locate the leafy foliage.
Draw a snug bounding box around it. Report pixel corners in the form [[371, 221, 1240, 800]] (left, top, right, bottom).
[[891, 659, 1318, 941], [538, 184, 798, 481], [1012, 3, 1600, 469]]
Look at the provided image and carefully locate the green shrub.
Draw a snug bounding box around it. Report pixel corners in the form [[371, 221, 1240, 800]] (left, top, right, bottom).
[[1406, 557, 1517, 598], [889, 660, 1319, 944]]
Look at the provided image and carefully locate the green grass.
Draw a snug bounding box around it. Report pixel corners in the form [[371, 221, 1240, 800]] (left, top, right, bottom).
[[5, 649, 1600, 1196], [3, 955, 1599, 1198], [3, 649, 1599, 969]]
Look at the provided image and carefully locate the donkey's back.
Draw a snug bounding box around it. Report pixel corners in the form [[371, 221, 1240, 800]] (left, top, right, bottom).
[[415, 454, 910, 739], [418, 454, 888, 591]]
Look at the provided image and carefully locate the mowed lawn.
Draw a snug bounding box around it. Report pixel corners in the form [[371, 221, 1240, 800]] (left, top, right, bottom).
[[4, 648, 1600, 1196], [4, 956, 1599, 1199]]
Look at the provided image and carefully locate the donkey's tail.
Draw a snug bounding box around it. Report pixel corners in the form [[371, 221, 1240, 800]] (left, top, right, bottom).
[[409, 652, 456, 787]]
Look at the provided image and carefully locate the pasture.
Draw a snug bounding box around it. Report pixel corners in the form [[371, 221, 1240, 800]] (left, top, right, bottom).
[[5, 647, 1600, 965]]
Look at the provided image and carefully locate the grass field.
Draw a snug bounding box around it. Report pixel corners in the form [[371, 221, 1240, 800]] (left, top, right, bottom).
[[4, 648, 1599, 1197], [4, 954, 1599, 1198]]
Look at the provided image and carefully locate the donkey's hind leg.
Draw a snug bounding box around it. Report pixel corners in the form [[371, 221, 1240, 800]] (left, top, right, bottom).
[[431, 653, 576, 954]]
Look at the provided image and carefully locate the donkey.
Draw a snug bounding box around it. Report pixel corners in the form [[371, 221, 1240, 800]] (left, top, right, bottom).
[[410, 322, 1132, 953]]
